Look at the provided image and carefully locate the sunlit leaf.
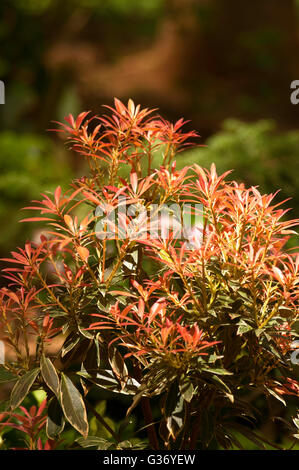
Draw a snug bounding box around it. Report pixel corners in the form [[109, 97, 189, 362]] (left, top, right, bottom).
[[60, 373, 88, 438], [10, 368, 40, 410]]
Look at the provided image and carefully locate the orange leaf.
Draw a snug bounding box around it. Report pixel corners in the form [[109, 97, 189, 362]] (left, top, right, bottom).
[[77, 246, 89, 263]]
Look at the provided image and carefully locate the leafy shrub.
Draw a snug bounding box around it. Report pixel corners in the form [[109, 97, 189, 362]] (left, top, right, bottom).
[[0, 99, 298, 450], [180, 119, 299, 217]]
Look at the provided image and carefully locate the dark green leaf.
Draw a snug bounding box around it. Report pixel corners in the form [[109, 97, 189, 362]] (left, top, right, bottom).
[[108, 347, 128, 385], [179, 376, 194, 403], [77, 436, 114, 449], [78, 324, 94, 339], [79, 368, 140, 396], [203, 367, 233, 376], [166, 395, 186, 439], [10, 368, 40, 410], [229, 423, 266, 449], [61, 332, 80, 357], [126, 388, 146, 417], [210, 374, 233, 396], [46, 396, 65, 439], [40, 355, 60, 397], [237, 320, 254, 335], [60, 373, 89, 438]]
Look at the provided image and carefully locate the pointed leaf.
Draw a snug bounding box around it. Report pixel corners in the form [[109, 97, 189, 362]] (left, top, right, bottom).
[[179, 376, 194, 403], [10, 368, 40, 410], [60, 373, 88, 438], [108, 347, 128, 386], [166, 395, 186, 440], [40, 355, 60, 397], [76, 436, 113, 449]]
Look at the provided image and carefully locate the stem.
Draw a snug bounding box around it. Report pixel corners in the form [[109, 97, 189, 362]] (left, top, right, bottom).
[[189, 412, 201, 450], [85, 400, 120, 442], [134, 365, 159, 450], [35, 269, 69, 315], [140, 396, 159, 450]]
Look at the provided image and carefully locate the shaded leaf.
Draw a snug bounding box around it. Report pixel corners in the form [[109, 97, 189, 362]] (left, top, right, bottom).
[[164, 381, 180, 417], [77, 436, 114, 449], [108, 347, 128, 386], [61, 332, 80, 357], [166, 395, 186, 440], [203, 367, 233, 376], [229, 423, 266, 450], [267, 388, 286, 406], [237, 321, 254, 335], [78, 368, 140, 396], [46, 396, 65, 439], [179, 376, 194, 403]]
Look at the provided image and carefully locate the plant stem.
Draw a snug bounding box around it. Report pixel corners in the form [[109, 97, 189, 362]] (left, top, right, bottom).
[[140, 397, 159, 450], [85, 400, 120, 442], [134, 364, 159, 450]]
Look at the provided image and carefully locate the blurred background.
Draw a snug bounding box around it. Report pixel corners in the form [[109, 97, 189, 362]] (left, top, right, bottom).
[[0, 0, 298, 449], [1, 0, 299, 258]]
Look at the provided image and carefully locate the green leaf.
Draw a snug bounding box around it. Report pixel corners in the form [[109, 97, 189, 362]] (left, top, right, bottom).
[[166, 395, 186, 440], [10, 368, 40, 410], [40, 355, 60, 397], [293, 417, 299, 429], [122, 254, 137, 272], [179, 376, 194, 403], [61, 332, 80, 357], [278, 306, 293, 317], [267, 388, 286, 406], [210, 374, 233, 396], [46, 396, 65, 439], [78, 324, 94, 339], [78, 369, 140, 395], [237, 321, 254, 335], [108, 347, 128, 385], [60, 373, 89, 438], [76, 436, 114, 449], [203, 367, 233, 376]]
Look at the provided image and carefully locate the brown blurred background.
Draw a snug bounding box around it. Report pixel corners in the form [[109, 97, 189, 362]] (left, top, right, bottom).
[[2, 0, 299, 133], [0, 0, 299, 262]]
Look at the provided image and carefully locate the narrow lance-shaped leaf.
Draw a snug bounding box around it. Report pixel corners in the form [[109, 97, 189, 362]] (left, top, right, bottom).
[[76, 436, 114, 450], [179, 376, 194, 403], [108, 347, 128, 387], [166, 395, 186, 440], [60, 373, 89, 438], [10, 368, 40, 410], [40, 355, 60, 397]]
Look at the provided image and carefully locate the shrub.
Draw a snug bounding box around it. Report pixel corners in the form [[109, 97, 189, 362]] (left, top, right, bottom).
[[179, 119, 299, 218], [0, 99, 298, 450]]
